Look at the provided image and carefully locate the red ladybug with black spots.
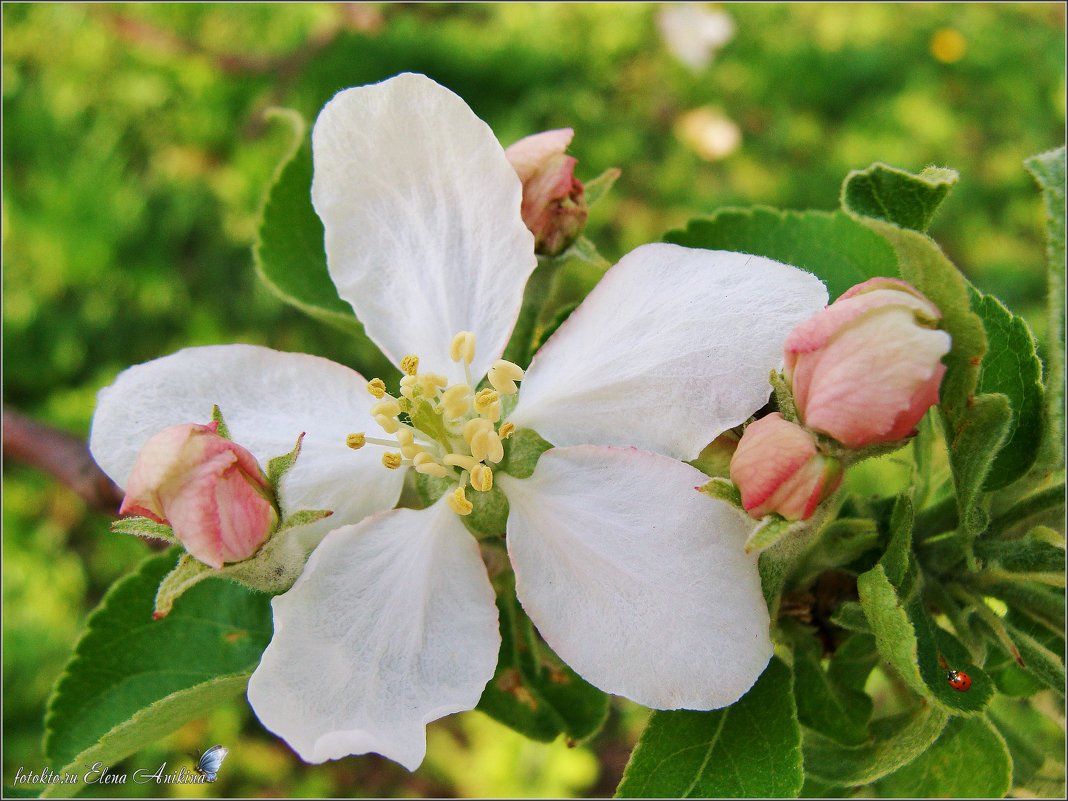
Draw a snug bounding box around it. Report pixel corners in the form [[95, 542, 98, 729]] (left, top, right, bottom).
[[946, 669, 972, 692]]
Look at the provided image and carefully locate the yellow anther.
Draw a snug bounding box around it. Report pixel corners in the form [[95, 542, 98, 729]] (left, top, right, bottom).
[[367, 378, 387, 399], [463, 417, 494, 443], [422, 373, 448, 391], [382, 452, 403, 470], [346, 432, 366, 450], [444, 453, 480, 472], [371, 399, 401, 418], [399, 374, 417, 400], [474, 388, 501, 422], [447, 486, 473, 516], [374, 414, 400, 434], [471, 463, 494, 492], [450, 331, 477, 365], [471, 428, 505, 464], [441, 384, 472, 419], [487, 360, 524, 395], [397, 429, 414, 447], [412, 452, 448, 478], [400, 354, 419, 376], [499, 422, 516, 439]]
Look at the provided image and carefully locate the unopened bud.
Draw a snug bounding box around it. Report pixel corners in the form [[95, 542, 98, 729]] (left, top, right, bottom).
[[119, 422, 277, 569], [505, 128, 588, 256], [785, 278, 951, 448], [729, 413, 843, 521]]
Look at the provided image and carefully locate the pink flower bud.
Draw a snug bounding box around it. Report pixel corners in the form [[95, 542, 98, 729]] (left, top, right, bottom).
[[730, 413, 843, 521], [119, 422, 277, 569], [505, 128, 588, 256], [784, 277, 952, 449]]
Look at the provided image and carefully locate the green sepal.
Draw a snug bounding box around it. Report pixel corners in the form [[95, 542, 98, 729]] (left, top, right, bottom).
[[498, 428, 552, 478], [461, 482, 509, 540], [152, 521, 317, 618], [696, 476, 741, 508], [769, 369, 799, 423], [840, 162, 958, 232], [746, 515, 804, 555], [280, 508, 334, 531], [210, 404, 231, 440], [789, 518, 880, 587], [110, 516, 177, 544], [414, 471, 452, 507], [267, 431, 306, 490], [582, 167, 621, 208]]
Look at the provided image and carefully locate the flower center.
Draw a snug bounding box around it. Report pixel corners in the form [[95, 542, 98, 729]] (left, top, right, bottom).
[[348, 331, 524, 516]]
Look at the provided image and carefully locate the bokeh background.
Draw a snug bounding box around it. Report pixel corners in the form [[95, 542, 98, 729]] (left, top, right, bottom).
[[3, 3, 1065, 797]]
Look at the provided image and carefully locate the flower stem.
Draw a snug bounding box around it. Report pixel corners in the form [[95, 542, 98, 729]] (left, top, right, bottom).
[[502, 256, 562, 368]]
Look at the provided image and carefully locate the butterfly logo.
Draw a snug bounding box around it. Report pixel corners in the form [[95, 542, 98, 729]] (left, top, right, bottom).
[[193, 744, 229, 782]]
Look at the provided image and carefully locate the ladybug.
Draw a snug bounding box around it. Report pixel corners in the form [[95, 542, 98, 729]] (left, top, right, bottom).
[[946, 669, 972, 692]]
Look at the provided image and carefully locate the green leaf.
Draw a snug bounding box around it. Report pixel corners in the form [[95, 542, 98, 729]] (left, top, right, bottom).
[[802, 702, 949, 786], [830, 601, 872, 634], [1025, 146, 1066, 467], [987, 694, 1067, 790], [970, 288, 1045, 489], [252, 108, 359, 332], [827, 632, 878, 694], [615, 658, 801, 798], [941, 393, 1013, 538], [785, 623, 871, 747], [44, 551, 272, 781], [476, 586, 608, 743], [976, 527, 1066, 575], [841, 162, 958, 232], [664, 207, 897, 300], [857, 562, 992, 713], [790, 518, 879, 587], [874, 715, 1012, 797]]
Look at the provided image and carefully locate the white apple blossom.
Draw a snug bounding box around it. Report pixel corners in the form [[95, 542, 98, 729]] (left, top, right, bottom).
[[90, 73, 827, 772]]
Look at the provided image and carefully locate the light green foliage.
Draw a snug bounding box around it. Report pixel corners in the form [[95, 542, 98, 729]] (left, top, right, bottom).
[[252, 109, 360, 333], [44, 551, 272, 785], [1025, 147, 1067, 468], [874, 715, 1012, 798], [803, 703, 950, 786], [664, 208, 897, 301], [785, 622, 872, 747], [970, 288, 1045, 489], [616, 659, 802, 798], [841, 162, 958, 232]]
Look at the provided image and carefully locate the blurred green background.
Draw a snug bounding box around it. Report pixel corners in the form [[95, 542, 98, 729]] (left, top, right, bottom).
[[3, 3, 1064, 797]]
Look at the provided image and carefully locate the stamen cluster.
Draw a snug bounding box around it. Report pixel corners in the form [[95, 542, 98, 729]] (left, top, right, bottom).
[[348, 331, 523, 516]]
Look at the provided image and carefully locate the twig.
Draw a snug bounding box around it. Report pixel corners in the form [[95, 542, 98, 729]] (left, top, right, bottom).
[[2, 405, 124, 515]]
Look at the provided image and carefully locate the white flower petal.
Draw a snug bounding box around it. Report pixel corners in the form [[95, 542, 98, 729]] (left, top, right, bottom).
[[247, 499, 500, 769], [498, 445, 772, 710], [89, 345, 403, 544], [508, 244, 828, 460], [312, 72, 537, 380]]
